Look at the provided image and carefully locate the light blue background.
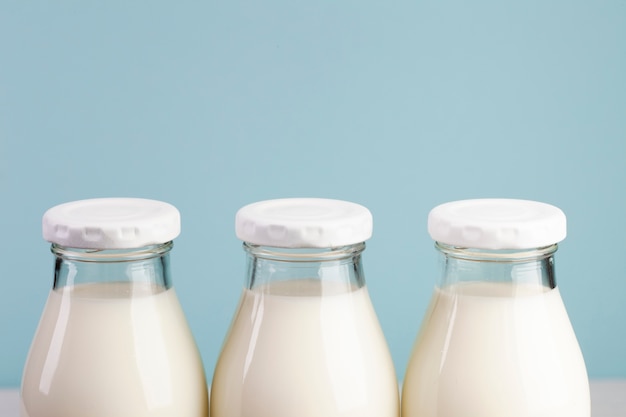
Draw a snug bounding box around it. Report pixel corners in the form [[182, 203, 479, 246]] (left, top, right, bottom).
[[1, 1, 624, 387]]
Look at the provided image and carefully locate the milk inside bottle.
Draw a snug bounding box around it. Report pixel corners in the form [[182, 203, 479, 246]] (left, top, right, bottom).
[[20, 198, 208, 417], [210, 198, 399, 417], [402, 198, 590, 417]]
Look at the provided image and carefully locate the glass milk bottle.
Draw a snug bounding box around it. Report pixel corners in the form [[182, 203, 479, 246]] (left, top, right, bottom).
[[211, 198, 399, 417], [21, 198, 208, 417], [402, 199, 590, 417]]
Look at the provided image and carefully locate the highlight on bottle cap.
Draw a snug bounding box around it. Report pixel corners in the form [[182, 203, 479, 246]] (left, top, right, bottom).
[[235, 198, 373, 248], [428, 198, 566, 250], [42, 198, 181, 249]]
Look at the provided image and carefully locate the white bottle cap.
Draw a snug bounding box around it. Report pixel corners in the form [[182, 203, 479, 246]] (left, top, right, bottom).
[[235, 198, 373, 248], [42, 198, 181, 249], [428, 198, 566, 250]]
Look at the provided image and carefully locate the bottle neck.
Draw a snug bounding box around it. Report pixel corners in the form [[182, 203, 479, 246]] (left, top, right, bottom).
[[243, 242, 366, 294], [436, 243, 558, 290], [52, 242, 173, 291]]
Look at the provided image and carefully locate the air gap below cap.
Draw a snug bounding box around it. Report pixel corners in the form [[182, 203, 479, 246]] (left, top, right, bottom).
[[42, 198, 181, 249], [235, 198, 373, 248], [428, 198, 566, 250]]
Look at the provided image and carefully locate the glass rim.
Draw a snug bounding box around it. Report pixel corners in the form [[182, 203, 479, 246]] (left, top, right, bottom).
[[243, 242, 366, 262], [435, 242, 558, 262], [51, 241, 173, 262]]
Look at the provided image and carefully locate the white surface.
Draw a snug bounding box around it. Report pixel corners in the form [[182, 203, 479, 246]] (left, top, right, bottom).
[[2, 380, 624, 417], [42, 198, 180, 249], [235, 198, 372, 248], [0, 390, 18, 417], [591, 380, 626, 417], [428, 198, 566, 249]]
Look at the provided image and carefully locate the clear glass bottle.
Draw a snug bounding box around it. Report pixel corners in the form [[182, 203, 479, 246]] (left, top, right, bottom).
[[402, 199, 590, 417], [210, 198, 399, 417], [20, 198, 208, 417]]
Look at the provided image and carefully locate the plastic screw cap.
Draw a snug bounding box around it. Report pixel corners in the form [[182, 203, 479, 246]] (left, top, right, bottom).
[[428, 198, 566, 250], [42, 198, 181, 249], [235, 198, 373, 248]]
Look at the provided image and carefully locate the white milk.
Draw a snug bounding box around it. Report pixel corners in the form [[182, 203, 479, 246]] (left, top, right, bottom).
[[21, 282, 208, 417], [211, 279, 399, 417], [402, 282, 590, 417]]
